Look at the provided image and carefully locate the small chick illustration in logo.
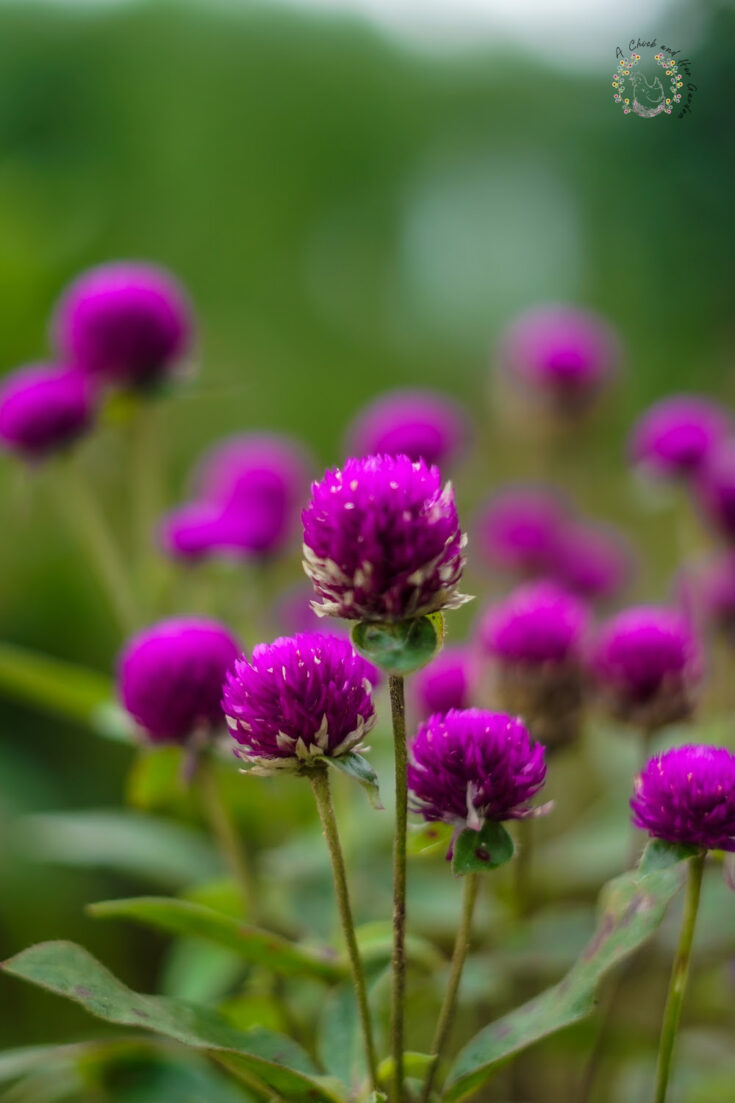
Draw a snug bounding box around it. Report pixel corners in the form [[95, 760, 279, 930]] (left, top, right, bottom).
[[630, 71, 668, 118]]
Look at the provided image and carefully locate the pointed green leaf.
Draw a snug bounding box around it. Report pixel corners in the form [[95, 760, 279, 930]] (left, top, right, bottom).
[[378, 1052, 434, 1084], [407, 821, 453, 857], [638, 838, 701, 876], [0, 641, 122, 731], [327, 752, 383, 809], [351, 615, 442, 675], [443, 863, 686, 1101], [451, 821, 514, 876], [355, 922, 443, 972], [2, 941, 343, 1102], [88, 896, 344, 982]]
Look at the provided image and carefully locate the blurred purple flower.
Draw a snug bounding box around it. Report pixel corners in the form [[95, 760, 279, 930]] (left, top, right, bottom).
[[53, 262, 193, 388], [223, 633, 376, 774], [478, 581, 588, 666], [551, 521, 634, 603], [497, 304, 621, 414], [592, 606, 703, 732], [346, 388, 468, 469], [118, 618, 240, 743], [631, 744, 735, 851], [0, 364, 96, 460], [302, 454, 469, 621], [677, 553, 735, 641], [630, 395, 731, 479], [412, 645, 473, 720], [408, 709, 547, 828], [696, 439, 735, 543], [474, 485, 568, 576]]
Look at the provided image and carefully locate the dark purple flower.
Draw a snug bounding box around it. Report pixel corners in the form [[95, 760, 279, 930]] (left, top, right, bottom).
[[696, 439, 735, 542], [346, 388, 468, 468], [497, 304, 621, 414], [408, 709, 547, 828], [592, 606, 703, 732], [0, 364, 95, 460], [223, 633, 376, 774], [118, 618, 240, 743], [474, 486, 568, 576], [53, 262, 193, 388], [302, 454, 469, 622], [630, 395, 731, 479], [551, 521, 634, 603], [631, 744, 735, 852], [412, 646, 472, 721]]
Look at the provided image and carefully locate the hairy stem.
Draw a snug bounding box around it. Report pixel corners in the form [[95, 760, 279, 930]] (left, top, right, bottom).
[[309, 765, 379, 1092], [389, 673, 408, 1103], [652, 851, 706, 1103], [421, 872, 479, 1103]]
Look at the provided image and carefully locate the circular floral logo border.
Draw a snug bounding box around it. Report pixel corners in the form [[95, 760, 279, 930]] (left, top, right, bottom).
[[612, 52, 684, 116]]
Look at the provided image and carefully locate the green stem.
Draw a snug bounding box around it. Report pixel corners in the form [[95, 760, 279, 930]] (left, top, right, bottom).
[[389, 673, 408, 1103], [652, 851, 706, 1103], [56, 457, 141, 635], [198, 753, 260, 922], [130, 403, 167, 607], [421, 873, 479, 1103], [309, 765, 379, 1093]]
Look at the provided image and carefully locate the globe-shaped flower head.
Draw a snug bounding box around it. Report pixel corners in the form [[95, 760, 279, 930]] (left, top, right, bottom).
[[346, 388, 468, 469], [477, 581, 589, 749], [223, 633, 376, 774], [631, 745, 735, 852], [592, 606, 702, 733], [0, 364, 96, 461], [412, 645, 473, 721], [474, 486, 568, 577], [408, 709, 547, 830], [118, 618, 240, 744], [302, 454, 469, 622], [551, 521, 634, 604], [630, 395, 731, 479], [53, 262, 193, 388]]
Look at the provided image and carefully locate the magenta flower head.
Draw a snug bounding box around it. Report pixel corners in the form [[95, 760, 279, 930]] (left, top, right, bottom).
[[53, 262, 193, 388], [696, 439, 735, 543], [346, 388, 468, 469], [497, 304, 621, 415], [631, 745, 735, 852], [274, 584, 382, 686], [630, 395, 731, 479], [408, 709, 547, 830], [0, 364, 95, 461], [474, 486, 567, 576], [412, 645, 473, 721], [477, 582, 588, 749], [302, 454, 469, 622], [551, 521, 634, 604], [222, 633, 376, 774], [592, 606, 703, 732], [118, 618, 240, 744]]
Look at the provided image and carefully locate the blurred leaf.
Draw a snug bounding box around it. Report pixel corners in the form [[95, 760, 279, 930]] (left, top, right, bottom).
[[125, 746, 188, 811], [638, 838, 701, 876], [159, 937, 244, 1003], [327, 752, 383, 810], [318, 983, 363, 1090], [407, 822, 453, 857], [377, 1052, 433, 1084], [443, 863, 686, 1101], [2, 941, 344, 1102], [355, 922, 443, 972], [452, 822, 514, 876], [88, 896, 344, 982], [21, 810, 220, 888]]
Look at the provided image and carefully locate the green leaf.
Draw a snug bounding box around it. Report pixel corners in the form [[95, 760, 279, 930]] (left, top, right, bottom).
[[2, 941, 344, 1103], [355, 922, 443, 972], [443, 863, 686, 1101], [327, 752, 383, 809], [377, 1052, 434, 1084], [451, 821, 514, 876], [638, 838, 701, 876], [407, 821, 453, 857], [351, 615, 443, 675], [125, 745, 187, 810], [21, 810, 220, 889], [88, 896, 344, 982]]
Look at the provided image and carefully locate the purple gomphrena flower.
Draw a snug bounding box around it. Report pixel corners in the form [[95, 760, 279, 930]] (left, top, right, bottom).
[[474, 485, 568, 577], [631, 745, 735, 852], [408, 709, 547, 830], [118, 618, 240, 744], [630, 395, 731, 479], [497, 304, 621, 415], [477, 582, 588, 749], [274, 584, 382, 686], [696, 439, 735, 543], [53, 262, 193, 388], [346, 388, 468, 469], [158, 503, 237, 562], [592, 606, 703, 733], [223, 633, 376, 774], [551, 521, 634, 604], [302, 454, 469, 622], [0, 364, 95, 461], [412, 646, 473, 721]]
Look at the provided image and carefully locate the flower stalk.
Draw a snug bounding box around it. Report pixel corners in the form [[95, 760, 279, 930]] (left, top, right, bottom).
[[198, 751, 260, 922], [389, 672, 408, 1103]]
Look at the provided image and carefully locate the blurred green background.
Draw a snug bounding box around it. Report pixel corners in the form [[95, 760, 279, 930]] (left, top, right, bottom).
[[1, 0, 734, 1097]]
